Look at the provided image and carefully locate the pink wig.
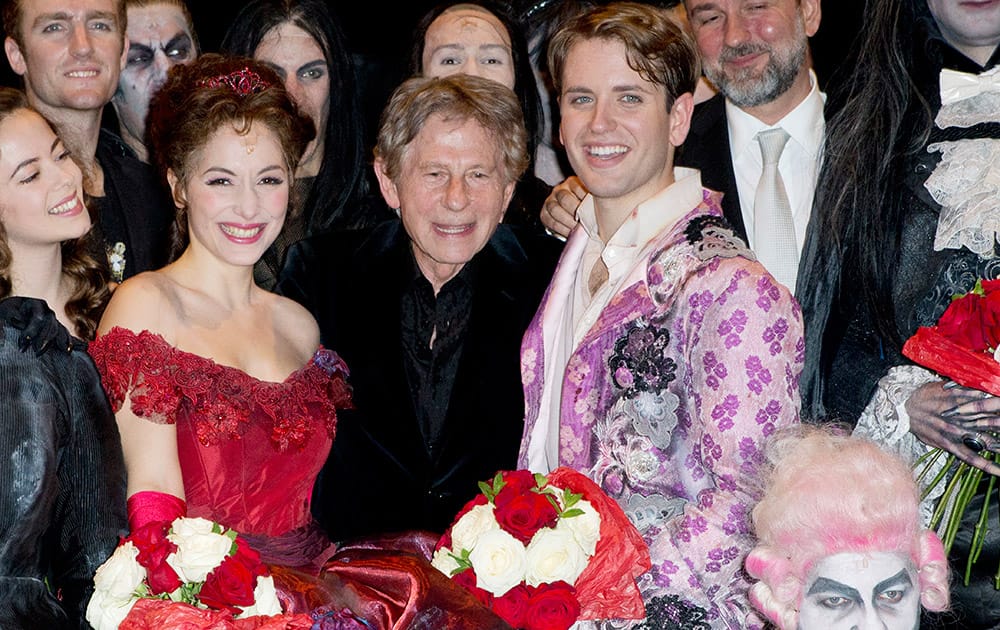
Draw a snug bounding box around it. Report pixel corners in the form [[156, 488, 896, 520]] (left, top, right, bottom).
[[745, 426, 950, 629]]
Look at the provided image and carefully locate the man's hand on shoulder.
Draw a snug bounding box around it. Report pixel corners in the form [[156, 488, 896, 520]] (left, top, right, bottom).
[[541, 176, 587, 239]]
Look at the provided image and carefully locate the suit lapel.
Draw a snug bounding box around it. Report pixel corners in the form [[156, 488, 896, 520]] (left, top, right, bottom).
[[345, 225, 431, 470], [678, 95, 746, 240]]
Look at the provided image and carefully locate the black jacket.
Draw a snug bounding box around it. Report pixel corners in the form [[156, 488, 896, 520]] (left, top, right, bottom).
[[677, 94, 748, 241], [277, 220, 561, 540], [0, 298, 126, 628], [94, 129, 173, 278]]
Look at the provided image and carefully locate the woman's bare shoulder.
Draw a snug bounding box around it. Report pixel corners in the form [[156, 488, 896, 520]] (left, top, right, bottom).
[[97, 271, 180, 338], [269, 292, 321, 357]]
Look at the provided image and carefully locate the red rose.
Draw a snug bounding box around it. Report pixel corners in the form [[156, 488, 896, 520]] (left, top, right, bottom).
[[200, 557, 256, 613], [494, 491, 559, 544], [229, 538, 268, 578], [524, 582, 581, 630], [495, 470, 539, 509], [937, 294, 992, 352], [493, 583, 531, 628], [981, 279, 1000, 295], [452, 568, 494, 608], [127, 521, 181, 594], [981, 290, 1000, 350]]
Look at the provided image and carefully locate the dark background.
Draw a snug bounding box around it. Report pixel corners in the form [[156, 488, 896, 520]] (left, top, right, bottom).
[[0, 0, 862, 149]]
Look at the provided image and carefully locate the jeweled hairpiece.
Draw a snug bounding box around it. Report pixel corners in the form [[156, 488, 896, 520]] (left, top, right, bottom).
[[196, 67, 269, 96]]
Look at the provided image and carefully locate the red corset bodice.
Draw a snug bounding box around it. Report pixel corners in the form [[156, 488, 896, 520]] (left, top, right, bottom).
[[90, 327, 352, 537]]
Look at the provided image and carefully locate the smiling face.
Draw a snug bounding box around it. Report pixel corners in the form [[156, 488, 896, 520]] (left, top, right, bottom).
[[375, 113, 513, 292], [113, 3, 195, 157], [170, 123, 289, 269], [798, 552, 921, 630], [927, 0, 1000, 65], [0, 108, 88, 249], [685, 0, 819, 114], [422, 6, 515, 90], [558, 37, 691, 222], [254, 22, 328, 178], [4, 0, 128, 114]]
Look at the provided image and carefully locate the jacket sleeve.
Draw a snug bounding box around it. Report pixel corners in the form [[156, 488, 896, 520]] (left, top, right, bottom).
[[50, 349, 127, 627], [647, 259, 803, 627]]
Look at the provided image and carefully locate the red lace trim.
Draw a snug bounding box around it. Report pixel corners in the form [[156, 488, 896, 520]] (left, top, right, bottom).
[[90, 327, 352, 451]]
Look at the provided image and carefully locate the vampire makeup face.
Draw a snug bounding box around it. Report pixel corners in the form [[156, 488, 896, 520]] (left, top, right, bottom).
[[797, 552, 920, 630], [113, 3, 196, 158]]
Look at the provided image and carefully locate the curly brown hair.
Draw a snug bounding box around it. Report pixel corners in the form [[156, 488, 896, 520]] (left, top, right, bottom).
[[146, 53, 315, 261], [0, 88, 110, 340]]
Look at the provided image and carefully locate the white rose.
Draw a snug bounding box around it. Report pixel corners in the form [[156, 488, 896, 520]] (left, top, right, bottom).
[[167, 517, 234, 583], [85, 586, 138, 630], [236, 575, 283, 618], [524, 528, 588, 587], [91, 541, 146, 600], [450, 504, 499, 553], [431, 547, 462, 576], [467, 529, 527, 596], [555, 498, 601, 556]]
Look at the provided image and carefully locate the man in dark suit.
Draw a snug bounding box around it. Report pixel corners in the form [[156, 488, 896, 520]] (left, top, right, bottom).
[[277, 74, 561, 540], [541, 0, 823, 294]]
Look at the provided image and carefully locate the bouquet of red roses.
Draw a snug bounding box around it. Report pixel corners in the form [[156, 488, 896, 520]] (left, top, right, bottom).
[[903, 278, 1000, 587], [431, 467, 649, 630], [87, 516, 298, 629], [903, 278, 1000, 395]]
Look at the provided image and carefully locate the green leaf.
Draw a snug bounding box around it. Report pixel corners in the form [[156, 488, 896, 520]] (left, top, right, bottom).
[[534, 473, 549, 489], [562, 490, 582, 509], [561, 508, 585, 518], [477, 480, 493, 500]]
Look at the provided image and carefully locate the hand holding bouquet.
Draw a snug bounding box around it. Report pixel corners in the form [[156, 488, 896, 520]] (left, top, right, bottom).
[[903, 278, 1000, 587], [87, 516, 290, 629], [431, 467, 649, 630]]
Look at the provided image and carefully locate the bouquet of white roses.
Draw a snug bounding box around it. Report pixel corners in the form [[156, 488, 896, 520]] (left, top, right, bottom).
[[87, 516, 282, 629], [431, 468, 649, 630]]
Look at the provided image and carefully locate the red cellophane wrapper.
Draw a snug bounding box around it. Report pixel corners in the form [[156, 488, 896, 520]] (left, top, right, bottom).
[[903, 326, 1000, 397], [547, 467, 651, 621], [119, 599, 314, 630]]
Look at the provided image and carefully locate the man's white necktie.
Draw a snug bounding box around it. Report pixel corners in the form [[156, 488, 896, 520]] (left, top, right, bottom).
[[753, 127, 798, 292]]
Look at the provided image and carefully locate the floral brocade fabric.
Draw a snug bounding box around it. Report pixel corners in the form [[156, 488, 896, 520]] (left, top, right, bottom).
[[90, 327, 352, 537]]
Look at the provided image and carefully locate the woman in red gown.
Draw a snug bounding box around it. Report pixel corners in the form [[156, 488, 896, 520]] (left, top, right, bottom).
[[90, 54, 504, 629]]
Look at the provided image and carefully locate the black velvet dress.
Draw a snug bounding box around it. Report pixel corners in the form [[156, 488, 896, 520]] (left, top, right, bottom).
[[0, 297, 127, 629]]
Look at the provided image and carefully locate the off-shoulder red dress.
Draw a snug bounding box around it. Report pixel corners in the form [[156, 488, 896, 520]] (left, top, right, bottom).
[[90, 327, 507, 630]]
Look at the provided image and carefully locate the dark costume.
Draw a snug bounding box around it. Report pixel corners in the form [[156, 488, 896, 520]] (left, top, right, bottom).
[[0, 297, 126, 629], [93, 129, 174, 280], [277, 220, 561, 540], [797, 8, 1000, 628], [804, 13, 1000, 424]]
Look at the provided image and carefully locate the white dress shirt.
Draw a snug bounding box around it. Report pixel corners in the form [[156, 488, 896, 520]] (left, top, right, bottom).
[[726, 70, 826, 254]]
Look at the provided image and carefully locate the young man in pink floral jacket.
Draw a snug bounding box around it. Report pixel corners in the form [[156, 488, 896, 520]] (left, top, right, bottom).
[[517, 3, 803, 627]]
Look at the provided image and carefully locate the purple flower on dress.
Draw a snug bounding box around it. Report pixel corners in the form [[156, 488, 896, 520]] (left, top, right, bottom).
[[717, 309, 748, 350], [609, 322, 677, 399], [744, 355, 773, 395], [702, 352, 728, 391], [755, 275, 781, 312], [710, 394, 740, 427], [762, 318, 789, 356]]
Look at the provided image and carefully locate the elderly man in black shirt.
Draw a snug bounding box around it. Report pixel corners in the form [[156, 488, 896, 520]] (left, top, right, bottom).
[[278, 74, 561, 540]]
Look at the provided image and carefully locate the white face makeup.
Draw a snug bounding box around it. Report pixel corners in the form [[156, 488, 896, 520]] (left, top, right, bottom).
[[798, 552, 920, 630]]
